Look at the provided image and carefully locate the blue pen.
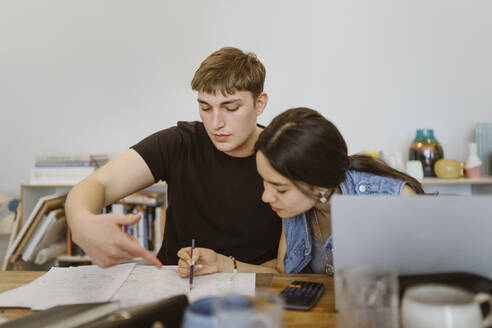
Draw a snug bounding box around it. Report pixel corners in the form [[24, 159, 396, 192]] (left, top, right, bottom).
[[189, 239, 195, 290]]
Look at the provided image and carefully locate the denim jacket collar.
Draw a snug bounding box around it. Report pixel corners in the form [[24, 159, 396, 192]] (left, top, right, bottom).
[[282, 170, 406, 274]]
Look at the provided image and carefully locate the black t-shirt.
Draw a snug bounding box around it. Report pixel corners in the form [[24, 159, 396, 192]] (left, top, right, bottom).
[[131, 121, 282, 265]]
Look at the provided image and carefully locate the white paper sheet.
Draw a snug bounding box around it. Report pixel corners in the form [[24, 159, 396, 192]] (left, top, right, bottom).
[[0, 263, 135, 310], [111, 265, 256, 307]]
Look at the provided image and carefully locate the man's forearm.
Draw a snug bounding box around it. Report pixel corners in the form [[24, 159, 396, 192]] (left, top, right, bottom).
[[65, 178, 106, 228]]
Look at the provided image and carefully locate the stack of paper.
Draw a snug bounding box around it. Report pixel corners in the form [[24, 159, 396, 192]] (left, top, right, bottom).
[[0, 263, 135, 310], [0, 264, 256, 311], [111, 265, 256, 307]]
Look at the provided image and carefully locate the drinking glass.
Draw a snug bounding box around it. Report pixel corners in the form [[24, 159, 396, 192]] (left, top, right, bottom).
[[336, 265, 399, 328]]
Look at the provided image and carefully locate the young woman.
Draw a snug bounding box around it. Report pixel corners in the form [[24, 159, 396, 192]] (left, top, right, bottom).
[[177, 107, 424, 275]]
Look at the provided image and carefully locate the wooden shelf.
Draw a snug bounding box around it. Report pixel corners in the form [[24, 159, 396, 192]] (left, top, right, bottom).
[[422, 176, 492, 185]]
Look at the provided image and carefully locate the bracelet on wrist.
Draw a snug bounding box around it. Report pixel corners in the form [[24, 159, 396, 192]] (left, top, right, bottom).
[[229, 256, 238, 273]]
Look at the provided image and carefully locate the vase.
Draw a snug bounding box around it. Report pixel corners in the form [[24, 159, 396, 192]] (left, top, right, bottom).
[[465, 142, 482, 178], [409, 129, 444, 177]]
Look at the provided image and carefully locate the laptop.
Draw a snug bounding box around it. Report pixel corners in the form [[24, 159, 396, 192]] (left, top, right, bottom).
[[331, 195, 492, 278]]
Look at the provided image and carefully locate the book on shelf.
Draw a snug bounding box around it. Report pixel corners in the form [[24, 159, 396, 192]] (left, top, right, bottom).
[[29, 167, 96, 185], [133, 206, 147, 249], [35, 154, 109, 163], [154, 206, 164, 250], [30, 153, 109, 185], [0, 301, 120, 328], [5, 202, 22, 257], [35, 160, 107, 168], [34, 241, 67, 265], [67, 228, 73, 256], [110, 192, 165, 252], [68, 203, 164, 259], [145, 206, 154, 251], [67, 228, 84, 257], [126, 204, 164, 251], [116, 192, 162, 206], [3, 193, 66, 266], [22, 209, 66, 262]]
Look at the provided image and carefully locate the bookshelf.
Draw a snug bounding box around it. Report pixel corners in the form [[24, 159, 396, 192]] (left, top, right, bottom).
[[5, 183, 166, 271]]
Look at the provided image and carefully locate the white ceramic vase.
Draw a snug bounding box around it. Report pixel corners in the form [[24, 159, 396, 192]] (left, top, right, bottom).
[[465, 143, 482, 178]]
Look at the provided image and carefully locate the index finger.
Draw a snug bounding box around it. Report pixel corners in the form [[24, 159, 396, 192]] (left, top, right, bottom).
[[177, 247, 192, 263], [191, 248, 200, 262], [119, 235, 162, 268]]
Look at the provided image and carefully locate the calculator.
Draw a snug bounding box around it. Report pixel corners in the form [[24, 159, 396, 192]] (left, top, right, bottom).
[[279, 280, 326, 311]]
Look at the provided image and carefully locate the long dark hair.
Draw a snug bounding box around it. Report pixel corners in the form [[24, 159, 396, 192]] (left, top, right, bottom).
[[255, 107, 424, 196]]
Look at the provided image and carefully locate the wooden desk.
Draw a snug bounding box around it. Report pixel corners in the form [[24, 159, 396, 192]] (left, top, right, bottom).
[[0, 271, 45, 322], [0, 271, 336, 327]]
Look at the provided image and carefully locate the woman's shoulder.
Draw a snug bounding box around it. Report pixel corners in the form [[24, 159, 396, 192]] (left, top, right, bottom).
[[341, 170, 405, 195]]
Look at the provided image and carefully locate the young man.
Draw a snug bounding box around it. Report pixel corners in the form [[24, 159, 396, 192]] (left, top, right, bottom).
[[65, 47, 282, 268]]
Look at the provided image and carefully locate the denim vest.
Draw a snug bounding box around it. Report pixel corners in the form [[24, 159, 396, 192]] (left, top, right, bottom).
[[282, 170, 406, 274]]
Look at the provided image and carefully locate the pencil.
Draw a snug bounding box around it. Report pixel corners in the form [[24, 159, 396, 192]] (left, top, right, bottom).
[[189, 238, 195, 290]]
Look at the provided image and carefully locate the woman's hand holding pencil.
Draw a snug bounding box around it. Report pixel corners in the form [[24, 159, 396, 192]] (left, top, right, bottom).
[[177, 246, 226, 278]]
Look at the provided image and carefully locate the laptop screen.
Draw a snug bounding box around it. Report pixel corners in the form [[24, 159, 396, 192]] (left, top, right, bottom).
[[331, 195, 492, 278]]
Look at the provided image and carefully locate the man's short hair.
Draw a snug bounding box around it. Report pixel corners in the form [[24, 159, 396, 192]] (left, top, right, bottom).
[[191, 47, 266, 100]]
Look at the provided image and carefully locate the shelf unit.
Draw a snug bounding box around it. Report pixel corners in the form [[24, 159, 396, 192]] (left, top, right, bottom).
[[7, 183, 166, 271], [421, 176, 492, 195]]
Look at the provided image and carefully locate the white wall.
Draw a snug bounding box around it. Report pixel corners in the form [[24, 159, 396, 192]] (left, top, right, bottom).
[[1, 0, 491, 196]]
